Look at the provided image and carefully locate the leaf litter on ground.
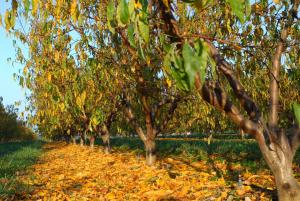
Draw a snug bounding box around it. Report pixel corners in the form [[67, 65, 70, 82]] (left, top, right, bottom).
[[6, 142, 300, 200]]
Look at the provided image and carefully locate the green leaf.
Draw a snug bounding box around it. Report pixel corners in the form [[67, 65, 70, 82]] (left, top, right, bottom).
[[138, 17, 149, 43], [194, 40, 208, 82], [226, 0, 245, 23], [182, 42, 200, 89], [245, 0, 251, 18], [128, 0, 135, 18], [107, 0, 115, 22], [19, 76, 24, 87], [127, 23, 136, 47], [107, 0, 116, 33], [137, 38, 146, 60], [164, 44, 189, 91], [140, 0, 148, 11], [293, 103, 300, 125], [117, 0, 130, 25]]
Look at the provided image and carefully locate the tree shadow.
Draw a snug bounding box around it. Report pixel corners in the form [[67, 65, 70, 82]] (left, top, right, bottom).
[[0, 140, 44, 157]]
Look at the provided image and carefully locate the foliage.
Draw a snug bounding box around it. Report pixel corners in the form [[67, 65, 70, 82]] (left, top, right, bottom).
[[1, 0, 300, 198], [0, 97, 36, 142]]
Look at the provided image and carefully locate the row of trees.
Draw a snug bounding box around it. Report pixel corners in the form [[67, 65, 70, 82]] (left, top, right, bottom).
[[2, 0, 300, 200], [0, 97, 35, 142]]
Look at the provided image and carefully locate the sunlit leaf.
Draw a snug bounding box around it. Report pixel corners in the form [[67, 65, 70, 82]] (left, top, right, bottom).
[[117, 0, 130, 25], [226, 0, 246, 23]]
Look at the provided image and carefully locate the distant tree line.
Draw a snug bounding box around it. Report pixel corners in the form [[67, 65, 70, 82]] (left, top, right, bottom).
[[0, 97, 35, 142]]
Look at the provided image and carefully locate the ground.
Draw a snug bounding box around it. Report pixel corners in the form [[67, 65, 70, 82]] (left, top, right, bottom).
[[2, 142, 285, 200]]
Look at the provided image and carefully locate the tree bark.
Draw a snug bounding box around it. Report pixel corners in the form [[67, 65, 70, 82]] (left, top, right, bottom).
[[80, 135, 84, 147], [145, 139, 156, 166], [90, 136, 95, 148], [101, 126, 111, 154], [240, 129, 245, 140], [71, 136, 76, 144], [256, 132, 300, 201], [275, 168, 300, 201]]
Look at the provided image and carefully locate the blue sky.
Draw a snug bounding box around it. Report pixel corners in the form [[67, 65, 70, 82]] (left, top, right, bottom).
[[0, 3, 27, 113]]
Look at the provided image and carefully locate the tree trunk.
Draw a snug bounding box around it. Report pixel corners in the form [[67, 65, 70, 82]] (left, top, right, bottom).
[[90, 136, 95, 148], [145, 139, 156, 166], [71, 136, 76, 144], [84, 131, 87, 145], [256, 134, 300, 201], [101, 134, 110, 154], [240, 129, 245, 140], [101, 127, 111, 154], [274, 169, 300, 201], [80, 136, 84, 147]]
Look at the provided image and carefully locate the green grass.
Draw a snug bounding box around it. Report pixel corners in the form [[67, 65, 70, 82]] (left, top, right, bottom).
[[0, 140, 44, 197]]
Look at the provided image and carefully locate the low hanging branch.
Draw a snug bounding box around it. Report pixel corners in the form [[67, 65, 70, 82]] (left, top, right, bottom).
[[205, 42, 261, 123], [156, 0, 261, 133], [201, 81, 260, 136]]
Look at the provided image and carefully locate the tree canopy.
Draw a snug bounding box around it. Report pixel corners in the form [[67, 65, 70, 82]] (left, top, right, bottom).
[[1, 0, 300, 200]]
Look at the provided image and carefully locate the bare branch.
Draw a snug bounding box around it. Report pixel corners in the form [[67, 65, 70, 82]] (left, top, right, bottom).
[[268, 28, 288, 128]]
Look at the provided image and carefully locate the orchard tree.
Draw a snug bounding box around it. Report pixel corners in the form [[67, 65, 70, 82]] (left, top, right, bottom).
[[3, 0, 300, 199], [155, 1, 300, 200], [100, 0, 300, 199]]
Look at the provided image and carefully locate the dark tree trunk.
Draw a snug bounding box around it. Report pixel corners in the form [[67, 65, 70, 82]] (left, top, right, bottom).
[[64, 135, 71, 144], [256, 133, 300, 201], [90, 136, 95, 148], [144, 139, 156, 166]]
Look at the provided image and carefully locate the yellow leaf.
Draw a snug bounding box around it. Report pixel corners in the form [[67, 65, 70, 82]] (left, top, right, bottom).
[[166, 78, 172, 88], [4, 11, 11, 31], [47, 73, 52, 82], [70, 0, 79, 22], [81, 91, 86, 104], [273, 0, 280, 4], [106, 192, 115, 199], [32, 0, 39, 16], [134, 1, 142, 9]]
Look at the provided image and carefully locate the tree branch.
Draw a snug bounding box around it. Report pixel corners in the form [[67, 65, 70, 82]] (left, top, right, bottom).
[[200, 80, 260, 136], [121, 94, 147, 142], [268, 27, 288, 129], [205, 42, 261, 123], [156, 97, 180, 134]]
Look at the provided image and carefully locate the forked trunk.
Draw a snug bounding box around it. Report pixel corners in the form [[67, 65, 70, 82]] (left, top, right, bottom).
[[145, 139, 156, 166], [90, 136, 95, 148], [101, 131, 111, 154], [256, 133, 300, 201]]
